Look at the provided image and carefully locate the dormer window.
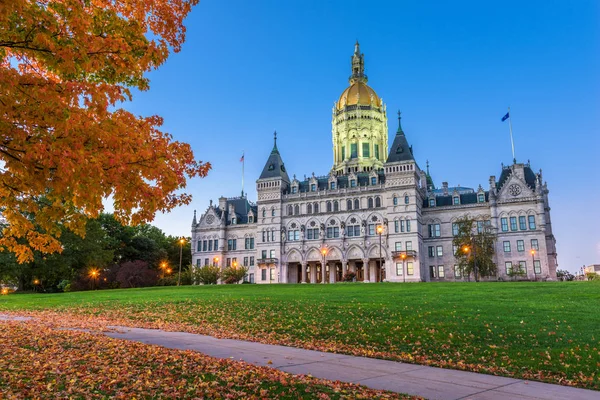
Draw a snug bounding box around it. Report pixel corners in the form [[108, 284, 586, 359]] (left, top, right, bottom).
[[231, 218, 237, 224], [311, 184, 316, 192], [453, 196, 460, 205], [350, 179, 356, 188], [371, 177, 377, 185], [478, 193, 485, 203], [292, 186, 298, 194], [330, 182, 336, 190], [429, 198, 435, 207], [248, 216, 253, 223]]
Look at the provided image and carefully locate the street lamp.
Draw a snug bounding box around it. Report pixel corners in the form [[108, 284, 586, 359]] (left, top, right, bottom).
[[177, 237, 185, 286], [400, 253, 407, 283], [160, 261, 168, 278], [1, 287, 8, 296], [463, 246, 471, 282], [531, 250, 536, 281], [321, 248, 327, 284], [88, 269, 99, 290], [213, 257, 219, 266], [376, 225, 384, 282]]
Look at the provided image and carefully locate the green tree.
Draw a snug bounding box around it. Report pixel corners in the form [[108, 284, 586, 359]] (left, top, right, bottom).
[[196, 265, 221, 285], [452, 216, 496, 281], [221, 266, 249, 284]]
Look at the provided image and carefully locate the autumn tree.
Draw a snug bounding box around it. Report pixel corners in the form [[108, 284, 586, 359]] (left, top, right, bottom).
[[0, 0, 209, 263], [452, 216, 497, 281]]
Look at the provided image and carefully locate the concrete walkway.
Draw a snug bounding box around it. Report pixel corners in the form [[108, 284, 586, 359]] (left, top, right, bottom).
[[105, 326, 598, 400], [2, 315, 598, 400]]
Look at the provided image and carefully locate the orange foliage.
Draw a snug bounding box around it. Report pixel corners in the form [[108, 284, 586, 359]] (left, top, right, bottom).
[[0, 0, 209, 262]]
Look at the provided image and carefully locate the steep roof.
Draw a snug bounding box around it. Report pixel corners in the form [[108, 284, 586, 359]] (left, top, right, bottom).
[[259, 131, 290, 182], [386, 112, 415, 164]]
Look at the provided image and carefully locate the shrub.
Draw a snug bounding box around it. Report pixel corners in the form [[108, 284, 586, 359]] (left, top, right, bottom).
[[586, 272, 598, 281], [57, 280, 71, 292], [221, 266, 249, 284], [342, 271, 356, 282], [196, 265, 221, 285], [116, 260, 158, 288]]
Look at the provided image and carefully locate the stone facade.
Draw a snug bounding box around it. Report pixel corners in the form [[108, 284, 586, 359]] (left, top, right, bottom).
[[191, 44, 558, 284]]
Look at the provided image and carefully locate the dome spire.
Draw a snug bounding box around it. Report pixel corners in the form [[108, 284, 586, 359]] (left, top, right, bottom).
[[349, 41, 367, 84]]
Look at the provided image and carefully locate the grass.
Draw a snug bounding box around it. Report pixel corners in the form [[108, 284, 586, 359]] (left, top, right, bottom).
[[1, 282, 599, 390]]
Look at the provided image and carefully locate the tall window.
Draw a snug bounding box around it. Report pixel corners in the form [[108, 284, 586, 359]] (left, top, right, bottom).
[[371, 177, 377, 185], [438, 266, 445, 278], [314, 203, 319, 213], [272, 208, 276, 216], [505, 261, 512, 274], [396, 263, 403, 276], [330, 181, 336, 190], [262, 209, 266, 217], [261, 269, 267, 281], [347, 199, 352, 210], [341, 146, 346, 160], [294, 205, 300, 215], [519, 216, 527, 230], [270, 250, 275, 258], [517, 240, 525, 252], [362, 143, 370, 157], [501, 217, 508, 232], [528, 215, 536, 230], [406, 220, 411, 232], [287, 205, 293, 215], [531, 239, 539, 250], [368, 224, 375, 236], [478, 193, 485, 203], [429, 198, 435, 207], [477, 221, 484, 234], [394, 220, 399, 233], [510, 217, 518, 231], [208, 240, 213, 251], [407, 262, 414, 275], [243, 257, 248, 266], [350, 143, 358, 158], [291, 186, 298, 194], [428, 224, 441, 238], [307, 204, 312, 214], [374, 144, 380, 159], [503, 241, 511, 252], [368, 198, 374, 208], [534, 260, 541, 275], [261, 250, 267, 259], [311, 184, 316, 192], [453, 196, 460, 205], [454, 265, 462, 278], [400, 220, 405, 232], [250, 257, 254, 266], [354, 199, 360, 209], [429, 266, 436, 278], [350, 179, 357, 187], [452, 223, 459, 236], [214, 239, 218, 250], [326, 201, 332, 212], [519, 261, 526, 273], [197, 241, 202, 251], [375, 197, 381, 207], [395, 242, 402, 251], [428, 246, 435, 257], [406, 241, 413, 251], [333, 201, 339, 212], [404, 195, 409, 204], [393, 196, 398, 205], [436, 246, 443, 257]]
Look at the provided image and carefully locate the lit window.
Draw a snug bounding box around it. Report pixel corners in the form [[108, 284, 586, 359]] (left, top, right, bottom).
[[534, 260, 541, 274], [454, 265, 462, 277], [407, 262, 414, 275], [438, 266, 445, 278], [505, 261, 512, 274], [436, 246, 443, 257]]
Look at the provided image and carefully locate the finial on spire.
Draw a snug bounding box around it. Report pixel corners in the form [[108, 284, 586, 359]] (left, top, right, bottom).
[[354, 40, 360, 54], [271, 130, 278, 153], [396, 110, 404, 134], [349, 41, 367, 84], [426, 160, 430, 175]]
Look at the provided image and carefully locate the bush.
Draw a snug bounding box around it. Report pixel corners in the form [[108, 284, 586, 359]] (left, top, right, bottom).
[[221, 266, 249, 284], [586, 272, 598, 281], [116, 260, 158, 288], [342, 272, 356, 282], [196, 265, 221, 285], [57, 280, 71, 292]]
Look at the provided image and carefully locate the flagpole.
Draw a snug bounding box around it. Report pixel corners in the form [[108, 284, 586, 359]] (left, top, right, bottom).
[[241, 151, 245, 197], [508, 106, 515, 164]]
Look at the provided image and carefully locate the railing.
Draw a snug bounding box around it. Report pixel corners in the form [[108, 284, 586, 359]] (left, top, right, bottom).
[[256, 258, 279, 265], [391, 250, 418, 259]]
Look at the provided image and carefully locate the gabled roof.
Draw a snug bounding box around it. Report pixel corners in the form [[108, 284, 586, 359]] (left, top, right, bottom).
[[497, 164, 537, 191], [259, 132, 290, 182], [386, 112, 415, 164]]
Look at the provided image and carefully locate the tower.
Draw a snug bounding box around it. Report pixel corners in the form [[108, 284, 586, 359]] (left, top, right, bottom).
[[332, 42, 388, 174]]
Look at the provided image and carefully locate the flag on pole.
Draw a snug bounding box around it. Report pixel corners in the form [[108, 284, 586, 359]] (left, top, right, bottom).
[[240, 154, 244, 162], [501, 112, 510, 122]]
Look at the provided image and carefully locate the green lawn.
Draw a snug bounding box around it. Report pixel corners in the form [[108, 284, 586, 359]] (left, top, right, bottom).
[[1, 282, 599, 390]]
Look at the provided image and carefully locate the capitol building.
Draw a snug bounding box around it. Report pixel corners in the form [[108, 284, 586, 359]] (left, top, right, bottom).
[[191, 43, 558, 283]]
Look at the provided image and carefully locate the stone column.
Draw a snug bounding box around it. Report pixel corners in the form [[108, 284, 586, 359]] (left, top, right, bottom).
[[310, 262, 317, 284], [363, 258, 370, 282], [321, 262, 327, 284], [301, 262, 307, 284], [329, 263, 336, 283], [281, 263, 287, 283], [342, 260, 348, 278]]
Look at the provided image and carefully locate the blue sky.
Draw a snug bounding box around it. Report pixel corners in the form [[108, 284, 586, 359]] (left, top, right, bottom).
[[123, 0, 599, 273]]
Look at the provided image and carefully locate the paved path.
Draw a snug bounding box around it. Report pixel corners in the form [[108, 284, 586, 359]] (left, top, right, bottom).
[[2, 315, 599, 400], [105, 326, 598, 400]]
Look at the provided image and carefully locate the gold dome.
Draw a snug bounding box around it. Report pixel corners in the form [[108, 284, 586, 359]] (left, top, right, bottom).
[[336, 81, 382, 110]]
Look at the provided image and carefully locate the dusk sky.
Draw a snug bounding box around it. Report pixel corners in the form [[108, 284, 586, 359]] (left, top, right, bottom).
[[120, 1, 599, 273]]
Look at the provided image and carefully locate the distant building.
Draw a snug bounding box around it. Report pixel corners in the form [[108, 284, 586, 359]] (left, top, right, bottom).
[[583, 265, 600, 275], [191, 43, 558, 283]]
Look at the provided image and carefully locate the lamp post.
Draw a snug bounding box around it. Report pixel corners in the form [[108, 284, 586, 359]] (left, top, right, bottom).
[[160, 261, 168, 278], [321, 248, 327, 284], [213, 257, 219, 267], [88, 269, 99, 290], [401, 253, 406, 283], [531, 249, 536, 281], [463, 246, 471, 282], [376, 225, 384, 282], [177, 237, 185, 286]]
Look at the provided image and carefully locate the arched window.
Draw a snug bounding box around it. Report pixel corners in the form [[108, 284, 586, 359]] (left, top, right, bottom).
[[287, 205, 293, 215], [314, 202, 319, 213], [375, 197, 381, 208], [307, 203, 312, 214], [354, 199, 360, 210], [271, 208, 276, 216], [393, 196, 398, 206], [294, 204, 300, 215], [262, 208, 266, 217], [347, 199, 352, 210], [404, 195, 409, 204], [333, 201, 339, 212], [326, 201, 332, 212], [368, 198, 374, 209]]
